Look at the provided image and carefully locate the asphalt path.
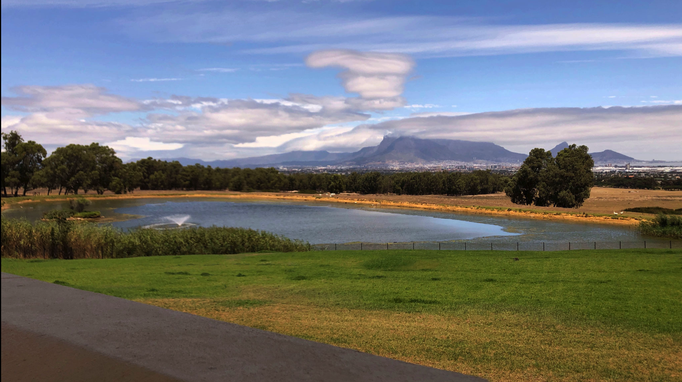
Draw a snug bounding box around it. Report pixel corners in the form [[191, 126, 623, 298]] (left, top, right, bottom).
[[1, 272, 486, 382]]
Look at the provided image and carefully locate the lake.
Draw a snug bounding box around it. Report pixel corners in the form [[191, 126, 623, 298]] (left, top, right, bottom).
[[2, 197, 656, 245]]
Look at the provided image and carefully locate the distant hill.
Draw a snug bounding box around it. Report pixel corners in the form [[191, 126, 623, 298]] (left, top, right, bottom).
[[589, 150, 634, 164], [164, 137, 636, 168], [341, 136, 527, 165], [548, 142, 635, 164], [171, 151, 354, 168], [549, 142, 570, 156]]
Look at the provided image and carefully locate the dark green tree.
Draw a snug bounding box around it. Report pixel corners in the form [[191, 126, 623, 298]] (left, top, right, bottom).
[[88, 143, 122, 194], [506, 145, 594, 208], [358, 172, 382, 194], [48, 144, 95, 194], [550, 144, 594, 208], [0, 132, 47, 196], [505, 148, 553, 205], [1, 131, 24, 196]]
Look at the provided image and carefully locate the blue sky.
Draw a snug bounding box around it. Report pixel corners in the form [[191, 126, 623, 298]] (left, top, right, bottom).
[[1, 0, 681, 160]]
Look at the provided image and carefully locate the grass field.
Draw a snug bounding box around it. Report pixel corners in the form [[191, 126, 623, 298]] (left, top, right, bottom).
[[3, 249, 681, 381]]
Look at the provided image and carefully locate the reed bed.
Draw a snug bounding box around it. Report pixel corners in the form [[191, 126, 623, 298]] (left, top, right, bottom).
[[1, 218, 310, 259], [638, 214, 682, 239]]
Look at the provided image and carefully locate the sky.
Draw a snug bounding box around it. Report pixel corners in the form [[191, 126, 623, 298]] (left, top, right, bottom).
[[1, 0, 681, 161]]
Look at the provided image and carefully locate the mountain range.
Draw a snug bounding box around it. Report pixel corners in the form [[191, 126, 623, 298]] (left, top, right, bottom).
[[549, 142, 634, 163], [170, 137, 635, 168]]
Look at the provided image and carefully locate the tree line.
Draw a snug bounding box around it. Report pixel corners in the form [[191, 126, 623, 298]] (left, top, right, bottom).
[[595, 174, 682, 190], [1, 131, 508, 197]]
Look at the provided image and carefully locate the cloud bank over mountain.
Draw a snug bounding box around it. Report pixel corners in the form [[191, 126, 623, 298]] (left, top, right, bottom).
[[2, 49, 680, 161]]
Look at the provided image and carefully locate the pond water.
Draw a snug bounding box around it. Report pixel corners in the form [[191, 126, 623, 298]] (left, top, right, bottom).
[[2, 197, 654, 245]]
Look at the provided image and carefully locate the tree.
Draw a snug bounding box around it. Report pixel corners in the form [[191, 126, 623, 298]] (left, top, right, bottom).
[[549, 144, 594, 208], [88, 143, 122, 194], [14, 141, 47, 195], [1, 132, 46, 196], [1, 151, 11, 196], [48, 144, 95, 194], [2, 131, 24, 196], [506, 144, 594, 208], [358, 172, 382, 194], [505, 148, 553, 206], [116, 162, 144, 193], [328, 174, 346, 194]]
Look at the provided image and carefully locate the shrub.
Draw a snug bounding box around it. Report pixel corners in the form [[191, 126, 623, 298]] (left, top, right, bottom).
[[624, 207, 682, 215], [43, 209, 75, 221], [638, 214, 682, 239], [69, 197, 91, 213], [1, 218, 311, 259], [73, 211, 101, 219]]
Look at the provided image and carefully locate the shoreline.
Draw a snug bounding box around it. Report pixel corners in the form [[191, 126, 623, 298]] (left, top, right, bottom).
[[1, 191, 647, 227]]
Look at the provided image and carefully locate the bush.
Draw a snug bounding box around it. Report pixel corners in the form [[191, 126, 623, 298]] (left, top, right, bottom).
[[42, 209, 75, 221], [638, 214, 682, 239], [624, 207, 682, 215], [1, 218, 310, 259], [69, 197, 91, 213], [73, 211, 101, 219]]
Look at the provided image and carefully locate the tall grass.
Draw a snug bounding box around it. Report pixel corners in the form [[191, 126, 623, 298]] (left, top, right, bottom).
[[638, 214, 682, 239], [624, 206, 682, 215], [1, 218, 310, 259]]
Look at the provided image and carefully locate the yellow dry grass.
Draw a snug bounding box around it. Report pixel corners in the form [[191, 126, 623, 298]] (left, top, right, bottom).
[[141, 296, 682, 382]]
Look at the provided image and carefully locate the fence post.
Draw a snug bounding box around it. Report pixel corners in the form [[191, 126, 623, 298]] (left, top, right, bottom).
[[594, 242, 597, 250], [671, 241, 673, 249], [543, 242, 545, 251], [569, 242, 571, 251], [335, 243, 337, 251], [619, 241, 621, 250], [439, 242, 441, 250], [387, 243, 389, 250], [491, 243, 493, 251], [413, 242, 415, 250], [361, 243, 363, 250], [517, 242, 519, 251], [464, 242, 467, 251], [644, 241, 647, 249]]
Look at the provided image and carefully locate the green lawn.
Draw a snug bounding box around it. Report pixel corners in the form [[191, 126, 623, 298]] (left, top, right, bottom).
[[3, 249, 682, 381]]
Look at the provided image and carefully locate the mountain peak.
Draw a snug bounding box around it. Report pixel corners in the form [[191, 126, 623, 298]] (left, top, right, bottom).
[[550, 142, 570, 156]]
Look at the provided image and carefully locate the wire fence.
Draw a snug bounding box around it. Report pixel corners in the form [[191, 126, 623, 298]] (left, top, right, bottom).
[[312, 240, 682, 251]]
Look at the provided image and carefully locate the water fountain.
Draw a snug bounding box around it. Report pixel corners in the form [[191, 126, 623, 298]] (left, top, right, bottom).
[[143, 215, 196, 230]]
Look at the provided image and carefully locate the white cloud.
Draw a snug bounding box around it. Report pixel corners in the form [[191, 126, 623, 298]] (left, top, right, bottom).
[[131, 78, 182, 82], [367, 106, 682, 160], [119, 9, 682, 59], [234, 129, 325, 149], [306, 50, 414, 99], [405, 104, 441, 109], [108, 137, 184, 152], [1, 84, 142, 119], [278, 124, 386, 153], [197, 68, 239, 73], [142, 98, 369, 145], [1, 85, 144, 145], [640, 100, 682, 105], [1, 113, 133, 145], [410, 112, 471, 118]]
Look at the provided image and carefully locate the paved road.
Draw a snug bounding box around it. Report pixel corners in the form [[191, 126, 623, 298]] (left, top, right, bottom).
[[1, 273, 486, 382]]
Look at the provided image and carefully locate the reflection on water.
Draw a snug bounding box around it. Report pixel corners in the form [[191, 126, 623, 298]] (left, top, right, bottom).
[[3, 197, 651, 244]]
